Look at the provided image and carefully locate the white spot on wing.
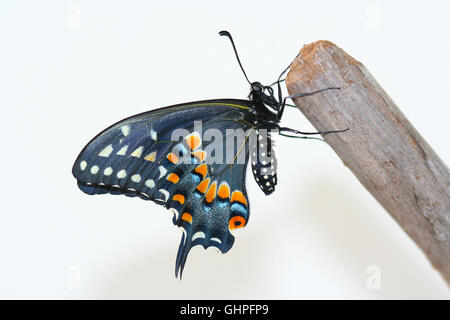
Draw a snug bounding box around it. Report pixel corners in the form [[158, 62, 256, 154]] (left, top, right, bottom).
[[117, 169, 127, 179], [150, 126, 157, 141], [90, 165, 99, 174], [158, 189, 169, 202], [170, 208, 179, 221], [104, 167, 113, 176], [130, 146, 143, 158], [179, 225, 187, 240], [117, 145, 128, 155], [192, 231, 205, 241], [158, 166, 167, 179], [80, 161, 87, 171], [131, 174, 141, 183], [145, 179, 155, 188], [210, 237, 222, 244], [98, 144, 113, 157], [121, 125, 130, 136]]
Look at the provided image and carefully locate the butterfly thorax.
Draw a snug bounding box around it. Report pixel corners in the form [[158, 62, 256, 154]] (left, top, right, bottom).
[[248, 82, 280, 129]]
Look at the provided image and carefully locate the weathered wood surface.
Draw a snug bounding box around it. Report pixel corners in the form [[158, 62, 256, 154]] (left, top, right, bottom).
[[286, 40, 450, 284]]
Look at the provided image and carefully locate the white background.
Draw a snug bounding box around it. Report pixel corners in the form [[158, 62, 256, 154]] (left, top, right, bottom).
[[1, 0, 449, 299]]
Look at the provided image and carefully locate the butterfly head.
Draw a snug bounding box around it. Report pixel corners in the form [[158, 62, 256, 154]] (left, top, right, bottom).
[[250, 82, 264, 93]]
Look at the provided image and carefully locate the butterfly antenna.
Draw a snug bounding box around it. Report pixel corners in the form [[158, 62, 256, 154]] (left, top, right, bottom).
[[269, 53, 300, 87], [219, 30, 251, 85]]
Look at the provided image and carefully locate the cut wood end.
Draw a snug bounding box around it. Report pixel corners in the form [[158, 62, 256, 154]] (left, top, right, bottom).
[[299, 40, 336, 59], [287, 40, 363, 86]]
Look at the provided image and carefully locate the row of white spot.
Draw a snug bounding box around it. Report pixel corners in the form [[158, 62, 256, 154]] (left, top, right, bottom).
[[79, 160, 155, 188], [191, 231, 222, 244], [120, 124, 158, 142], [98, 144, 144, 158], [97, 125, 156, 160]]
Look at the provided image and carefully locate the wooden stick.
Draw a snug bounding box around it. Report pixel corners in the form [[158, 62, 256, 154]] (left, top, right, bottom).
[[286, 40, 450, 284]]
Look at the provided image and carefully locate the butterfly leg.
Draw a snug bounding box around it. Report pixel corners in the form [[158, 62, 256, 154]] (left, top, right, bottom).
[[277, 87, 341, 120], [278, 126, 349, 136]]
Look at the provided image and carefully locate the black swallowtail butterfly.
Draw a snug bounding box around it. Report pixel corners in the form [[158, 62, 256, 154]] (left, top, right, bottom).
[[72, 31, 347, 278]]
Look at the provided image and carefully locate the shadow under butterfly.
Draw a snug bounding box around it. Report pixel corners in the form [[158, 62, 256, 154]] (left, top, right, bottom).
[[72, 31, 348, 278]]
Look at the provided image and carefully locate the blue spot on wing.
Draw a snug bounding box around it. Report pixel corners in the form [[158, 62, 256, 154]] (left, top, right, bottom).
[[231, 202, 247, 216]]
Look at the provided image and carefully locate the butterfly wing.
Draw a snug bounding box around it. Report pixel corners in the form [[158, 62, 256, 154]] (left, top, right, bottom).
[[72, 99, 254, 277]]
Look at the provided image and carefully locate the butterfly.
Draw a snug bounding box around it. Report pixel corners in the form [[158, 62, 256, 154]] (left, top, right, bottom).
[[72, 31, 347, 278]]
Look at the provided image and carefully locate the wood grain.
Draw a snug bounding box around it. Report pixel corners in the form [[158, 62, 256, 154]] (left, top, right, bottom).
[[286, 40, 450, 284]]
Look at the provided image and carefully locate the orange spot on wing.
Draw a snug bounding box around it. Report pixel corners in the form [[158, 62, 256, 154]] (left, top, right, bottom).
[[167, 153, 179, 164], [229, 216, 246, 230], [194, 163, 207, 178], [217, 183, 230, 199], [196, 178, 210, 194], [186, 132, 201, 150], [192, 150, 206, 161], [166, 173, 180, 184], [231, 190, 247, 206], [205, 181, 217, 203], [144, 151, 157, 162], [172, 194, 185, 205], [181, 212, 192, 224]]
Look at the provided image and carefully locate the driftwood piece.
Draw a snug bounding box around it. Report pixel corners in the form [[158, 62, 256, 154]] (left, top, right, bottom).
[[286, 41, 450, 284]]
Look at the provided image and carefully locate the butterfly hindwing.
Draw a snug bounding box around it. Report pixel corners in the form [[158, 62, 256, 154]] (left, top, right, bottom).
[[171, 129, 252, 277]]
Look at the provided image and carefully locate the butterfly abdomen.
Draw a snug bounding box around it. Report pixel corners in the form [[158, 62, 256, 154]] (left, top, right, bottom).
[[251, 131, 278, 195]]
